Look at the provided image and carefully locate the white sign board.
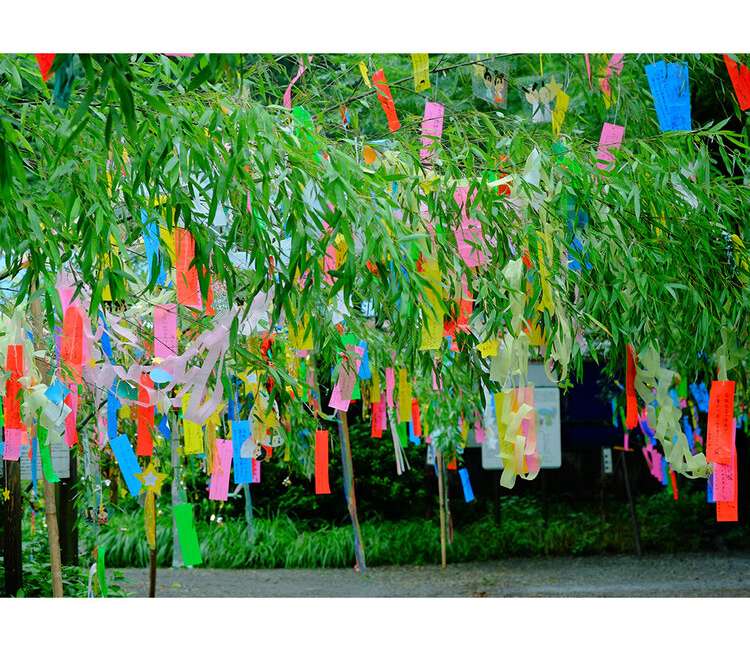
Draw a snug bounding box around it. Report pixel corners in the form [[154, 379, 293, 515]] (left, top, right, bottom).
[[20, 440, 71, 481], [481, 384, 562, 470]]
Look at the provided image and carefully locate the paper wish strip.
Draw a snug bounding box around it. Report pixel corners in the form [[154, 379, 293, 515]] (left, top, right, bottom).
[[372, 69, 401, 132], [595, 122, 624, 171], [706, 380, 735, 465], [645, 60, 691, 131], [209, 438, 233, 501], [724, 54, 750, 111], [109, 434, 142, 497], [420, 101, 444, 163], [314, 429, 331, 494]]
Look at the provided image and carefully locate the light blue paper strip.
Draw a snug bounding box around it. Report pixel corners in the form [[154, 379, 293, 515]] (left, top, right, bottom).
[[110, 434, 142, 497], [459, 467, 475, 503]]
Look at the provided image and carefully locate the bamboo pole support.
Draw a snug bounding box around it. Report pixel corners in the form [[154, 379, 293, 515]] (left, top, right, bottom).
[[337, 410, 366, 573], [436, 450, 447, 570], [30, 292, 64, 597]]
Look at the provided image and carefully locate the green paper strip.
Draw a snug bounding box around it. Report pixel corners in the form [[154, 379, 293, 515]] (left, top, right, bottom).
[[37, 424, 60, 483], [174, 502, 203, 567], [97, 547, 108, 598], [397, 422, 408, 449]]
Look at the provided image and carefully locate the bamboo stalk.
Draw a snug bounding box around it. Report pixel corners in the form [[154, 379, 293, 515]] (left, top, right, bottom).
[[170, 413, 183, 568], [149, 549, 157, 597], [30, 292, 64, 597], [436, 450, 447, 570], [337, 410, 366, 573]]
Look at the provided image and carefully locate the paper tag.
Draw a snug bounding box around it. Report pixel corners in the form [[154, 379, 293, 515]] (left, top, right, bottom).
[[706, 380, 735, 465], [314, 429, 331, 494], [645, 60, 691, 131], [411, 53, 430, 92], [173, 503, 203, 566], [595, 122, 624, 171], [109, 434, 142, 497], [208, 439, 233, 501], [724, 54, 750, 111], [420, 101, 444, 163], [372, 69, 401, 132]]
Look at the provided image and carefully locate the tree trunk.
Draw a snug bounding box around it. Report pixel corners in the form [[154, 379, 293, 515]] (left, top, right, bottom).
[[58, 450, 79, 565], [337, 410, 366, 573], [436, 450, 447, 569], [31, 293, 64, 597], [2, 460, 23, 596], [170, 414, 183, 568]]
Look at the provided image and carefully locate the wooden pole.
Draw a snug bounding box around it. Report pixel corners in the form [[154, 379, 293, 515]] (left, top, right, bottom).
[[30, 293, 64, 597], [242, 483, 255, 543], [149, 548, 157, 597], [620, 450, 642, 558], [170, 414, 183, 568], [336, 410, 366, 573], [2, 460, 23, 596], [436, 450, 447, 570]]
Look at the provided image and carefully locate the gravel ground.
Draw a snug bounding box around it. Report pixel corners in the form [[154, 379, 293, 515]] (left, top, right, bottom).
[[117, 552, 750, 597]]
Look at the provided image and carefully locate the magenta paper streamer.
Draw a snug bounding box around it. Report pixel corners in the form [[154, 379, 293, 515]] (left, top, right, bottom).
[[209, 439, 233, 501], [385, 368, 395, 408], [154, 304, 178, 366], [3, 428, 24, 461], [713, 448, 736, 502], [329, 345, 364, 412], [420, 101, 444, 162], [283, 59, 307, 109], [252, 458, 261, 484], [595, 122, 624, 171], [454, 186, 488, 268]]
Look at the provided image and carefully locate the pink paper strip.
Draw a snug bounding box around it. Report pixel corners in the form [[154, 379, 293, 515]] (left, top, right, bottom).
[[599, 53, 625, 96], [584, 54, 592, 88], [283, 61, 307, 109], [329, 346, 364, 412], [64, 390, 79, 447], [595, 122, 625, 171], [454, 186, 488, 268], [252, 458, 261, 483], [208, 439, 233, 501], [154, 304, 178, 367], [420, 101, 444, 162], [3, 428, 24, 461], [385, 368, 395, 409]]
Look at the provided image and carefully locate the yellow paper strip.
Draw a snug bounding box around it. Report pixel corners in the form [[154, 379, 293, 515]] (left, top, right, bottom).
[[411, 53, 430, 92]]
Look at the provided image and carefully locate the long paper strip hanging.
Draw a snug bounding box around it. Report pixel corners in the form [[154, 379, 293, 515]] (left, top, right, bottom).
[[136, 373, 155, 457], [723, 54, 750, 111], [411, 53, 430, 92], [3, 428, 24, 461], [60, 304, 85, 383], [716, 436, 738, 522], [645, 60, 691, 131], [459, 467, 475, 503], [4, 344, 24, 430], [595, 122, 625, 171], [314, 429, 331, 494], [64, 390, 78, 447], [173, 503, 203, 566], [153, 303, 178, 373], [283, 59, 307, 109], [182, 393, 204, 455], [231, 420, 253, 485], [174, 227, 202, 309], [397, 369, 412, 424], [706, 380, 735, 465], [454, 186, 489, 268], [420, 101, 444, 163], [141, 209, 167, 285], [372, 69, 401, 132], [208, 439, 233, 501], [109, 434, 142, 496], [625, 345, 638, 429]]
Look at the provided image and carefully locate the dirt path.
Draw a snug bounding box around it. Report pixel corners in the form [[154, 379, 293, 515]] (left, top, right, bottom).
[[116, 552, 750, 597]]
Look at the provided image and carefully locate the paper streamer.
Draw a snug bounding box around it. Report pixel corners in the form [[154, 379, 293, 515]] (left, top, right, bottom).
[[595, 122, 624, 171], [35, 54, 55, 81], [459, 467, 475, 503], [283, 59, 307, 110], [706, 380, 735, 465], [174, 227, 202, 309], [208, 438, 233, 501], [645, 60, 691, 131], [3, 428, 23, 461], [419, 101, 444, 163], [625, 345, 638, 429], [411, 53, 430, 92], [372, 69, 401, 132], [314, 429, 331, 494], [109, 434, 142, 496], [231, 420, 253, 484], [4, 344, 24, 430], [136, 373, 155, 457], [724, 54, 750, 111], [173, 502, 203, 566], [454, 186, 488, 268]]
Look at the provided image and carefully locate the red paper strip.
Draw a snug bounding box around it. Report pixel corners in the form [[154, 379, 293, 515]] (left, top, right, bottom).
[[724, 54, 750, 111], [372, 69, 401, 132], [136, 373, 155, 457], [371, 401, 384, 438], [447, 456, 458, 471], [64, 390, 79, 447], [314, 430, 331, 494], [669, 469, 679, 500], [61, 305, 85, 384], [625, 344, 638, 430], [175, 228, 202, 309], [717, 441, 738, 522], [411, 398, 422, 437], [4, 344, 24, 430], [706, 380, 735, 465], [35, 54, 55, 81]]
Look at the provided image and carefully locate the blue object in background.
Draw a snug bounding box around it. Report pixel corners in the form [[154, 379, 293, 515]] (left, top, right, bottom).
[[459, 468, 475, 503]]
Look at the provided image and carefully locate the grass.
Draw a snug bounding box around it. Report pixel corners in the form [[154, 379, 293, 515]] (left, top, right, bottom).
[[86, 489, 749, 570]]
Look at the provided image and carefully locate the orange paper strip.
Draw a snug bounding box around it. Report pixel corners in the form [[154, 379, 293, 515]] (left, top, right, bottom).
[[136, 373, 155, 457], [372, 69, 401, 132], [175, 228, 202, 309], [625, 344, 638, 430], [4, 344, 24, 430]]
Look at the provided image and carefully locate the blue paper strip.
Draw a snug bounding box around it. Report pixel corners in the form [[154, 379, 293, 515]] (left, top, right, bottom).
[[107, 382, 121, 441], [459, 468, 475, 503], [645, 60, 691, 132], [141, 209, 167, 285], [231, 420, 253, 484], [158, 413, 171, 441], [109, 434, 142, 497], [358, 341, 371, 380]]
